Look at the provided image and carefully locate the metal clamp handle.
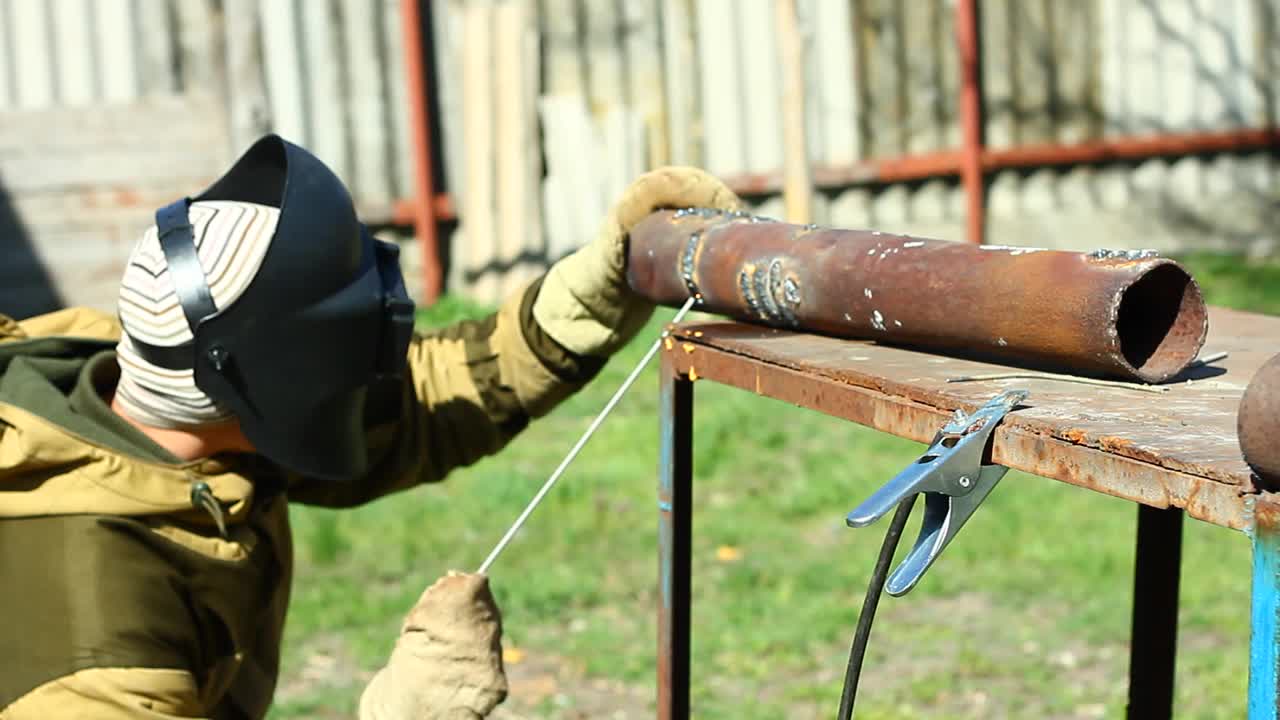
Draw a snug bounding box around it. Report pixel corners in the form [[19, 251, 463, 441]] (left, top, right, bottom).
[[846, 389, 1028, 595]]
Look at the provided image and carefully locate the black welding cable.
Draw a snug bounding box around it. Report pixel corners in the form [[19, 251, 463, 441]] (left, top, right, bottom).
[[836, 495, 918, 720]]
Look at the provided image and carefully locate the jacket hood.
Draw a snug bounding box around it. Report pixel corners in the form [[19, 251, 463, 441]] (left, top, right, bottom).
[[0, 308, 255, 520]]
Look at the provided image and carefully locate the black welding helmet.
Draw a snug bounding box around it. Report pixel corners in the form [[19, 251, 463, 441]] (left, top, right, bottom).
[[128, 135, 415, 481]]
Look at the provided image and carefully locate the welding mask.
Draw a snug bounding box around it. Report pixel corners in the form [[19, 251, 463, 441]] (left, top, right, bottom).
[[127, 135, 415, 481]]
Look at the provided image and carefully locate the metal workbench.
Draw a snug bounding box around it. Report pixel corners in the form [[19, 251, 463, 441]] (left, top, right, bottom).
[[655, 306, 1278, 719]]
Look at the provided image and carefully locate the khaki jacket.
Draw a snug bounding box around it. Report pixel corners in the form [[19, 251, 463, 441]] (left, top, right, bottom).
[[0, 279, 599, 719]]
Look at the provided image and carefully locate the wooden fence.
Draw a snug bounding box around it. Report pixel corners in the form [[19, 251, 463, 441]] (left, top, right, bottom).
[[1, 0, 1277, 313]]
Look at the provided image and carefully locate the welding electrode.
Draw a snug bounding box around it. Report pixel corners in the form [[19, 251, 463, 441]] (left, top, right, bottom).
[[477, 296, 699, 575]]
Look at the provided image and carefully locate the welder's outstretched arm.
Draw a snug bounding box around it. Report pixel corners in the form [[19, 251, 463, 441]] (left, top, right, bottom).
[[290, 167, 740, 507]]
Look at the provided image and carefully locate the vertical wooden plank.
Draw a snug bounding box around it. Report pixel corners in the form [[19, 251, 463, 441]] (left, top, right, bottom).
[[573, 0, 647, 231], [850, 0, 871, 158], [1053, 0, 1101, 143], [461, 0, 498, 302], [1101, 0, 1196, 135], [299, 0, 350, 182], [980, 0, 1012, 147], [537, 0, 586, 258], [660, 0, 699, 166], [497, 0, 523, 292], [583, 0, 624, 114], [96, 0, 142, 102], [931, 0, 960, 150], [540, 94, 607, 259], [622, 0, 667, 168], [539, 0, 598, 262], [804, 0, 858, 167], [1261, 0, 1280, 127], [796, 0, 823, 165], [135, 0, 178, 96], [901, 0, 952, 153], [224, 0, 272, 154], [1099, 0, 1130, 135], [1156, 0, 1199, 132], [0, 0, 15, 108], [342, 0, 392, 205], [260, 0, 308, 144], [1010, 0, 1053, 145], [11, 0, 58, 108], [695, 0, 743, 175], [382, 0, 412, 199], [541, 0, 584, 96], [602, 106, 646, 200], [50, 0, 95, 105], [170, 0, 219, 93], [737, 2, 782, 174], [856, 0, 905, 158], [1197, 0, 1258, 130], [431, 0, 466, 201], [518, 0, 544, 274], [775, 0, 811, 222], [538, 0, 595, 260], [494, 0, 543, 296]]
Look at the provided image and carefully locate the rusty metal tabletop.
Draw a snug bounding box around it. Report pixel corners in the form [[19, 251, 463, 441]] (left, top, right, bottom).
[[664, 305, 1275, 531]]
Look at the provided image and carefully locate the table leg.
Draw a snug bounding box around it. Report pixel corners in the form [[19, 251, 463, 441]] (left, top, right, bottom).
[[658, 356, 693, 720], [1127, 504, 1183, 719], [1250, 496, 1280, 720]]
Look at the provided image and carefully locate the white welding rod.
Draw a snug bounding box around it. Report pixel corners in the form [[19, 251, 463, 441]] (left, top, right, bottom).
[[477, 295, 699, 575]]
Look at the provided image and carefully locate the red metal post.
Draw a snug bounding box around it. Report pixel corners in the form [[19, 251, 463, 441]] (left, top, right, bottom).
[[400, 0, 443, 304], [955, 0, 985, 245]]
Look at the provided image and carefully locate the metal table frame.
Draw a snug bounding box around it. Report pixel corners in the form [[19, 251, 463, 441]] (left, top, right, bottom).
[[654, 324, 1280, 720]]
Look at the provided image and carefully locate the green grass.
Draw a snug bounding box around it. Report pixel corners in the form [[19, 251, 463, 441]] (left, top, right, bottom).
[[271, 252, 1279, 719]]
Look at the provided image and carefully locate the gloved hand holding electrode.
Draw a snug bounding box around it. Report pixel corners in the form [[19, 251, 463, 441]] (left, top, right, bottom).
[[356, 167, 741, 719]]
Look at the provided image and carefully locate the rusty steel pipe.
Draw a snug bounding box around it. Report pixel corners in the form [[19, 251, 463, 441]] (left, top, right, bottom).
[[1240, 353, 1280, 491], [628, 210, 1209, 383]]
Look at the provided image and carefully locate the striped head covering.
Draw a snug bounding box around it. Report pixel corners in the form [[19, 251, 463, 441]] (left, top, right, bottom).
[[115, 200, 280, 429]]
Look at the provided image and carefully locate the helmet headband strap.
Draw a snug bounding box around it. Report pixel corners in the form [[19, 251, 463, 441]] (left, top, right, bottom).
[[127, 199, 219, 371], [155, 199, 218, 330]]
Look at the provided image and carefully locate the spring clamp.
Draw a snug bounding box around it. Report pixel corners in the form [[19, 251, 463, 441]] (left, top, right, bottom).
[[846, 389, 1029, 596]]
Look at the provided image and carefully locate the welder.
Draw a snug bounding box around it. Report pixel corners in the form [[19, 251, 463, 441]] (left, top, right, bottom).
[[0, 135, 740, 719]]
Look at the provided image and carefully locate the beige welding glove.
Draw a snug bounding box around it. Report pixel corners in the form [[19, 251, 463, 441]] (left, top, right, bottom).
[[533, 166, 742, 358], [359, 572, 507, 720]]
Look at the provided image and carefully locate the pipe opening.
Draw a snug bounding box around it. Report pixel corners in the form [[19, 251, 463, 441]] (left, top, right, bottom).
[[1115, 264, 1207, 381]]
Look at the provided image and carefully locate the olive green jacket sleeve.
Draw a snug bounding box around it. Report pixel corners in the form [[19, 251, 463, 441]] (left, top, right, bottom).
[[288, 277, 604, 507]]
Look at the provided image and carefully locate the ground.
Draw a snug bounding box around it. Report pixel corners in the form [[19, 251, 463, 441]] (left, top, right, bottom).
[[268, 252, 1280, 719]]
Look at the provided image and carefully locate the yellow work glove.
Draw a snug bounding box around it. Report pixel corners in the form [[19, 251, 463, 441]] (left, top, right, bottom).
[[359, 572, 507, 720], [533, 166, 741, 357]]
